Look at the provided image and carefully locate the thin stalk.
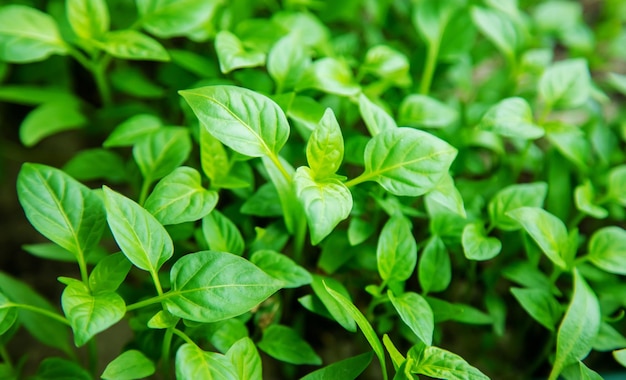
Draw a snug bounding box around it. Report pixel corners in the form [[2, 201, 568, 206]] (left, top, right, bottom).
[[161, 327, 175, 377], [0, 345, 12, 368], [7, 303, 70, 326], [126, 293, 173, 311], [151, 270, 165, 296], [344, 171, 374, 189], [87, 339, 98, 376], [172, 328, 195, 346], [420, 39, 440, 95], [138, 177, 152, 206], [268, 153, 291, 182], [77, 250, 89, 285]]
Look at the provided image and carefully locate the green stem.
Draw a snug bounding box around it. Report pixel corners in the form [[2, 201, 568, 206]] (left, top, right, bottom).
[[126, 293, 173, 311], [172, 328, 195, 346], [138, 177, 152, 206], [420, 38, 440, 95], [7, 303, 70, 326], [161, 327, 175, 377], [77, 250, 89, 285], [268, 153, 291, 182], [0, 345, 12, 368], [344, 171, 374, 189], [293, 214, 307, 263], [87, 339, 98, 376], [93, 63, 112, 107], [568, 211, 586, 230], [151, 270, 164, 296]]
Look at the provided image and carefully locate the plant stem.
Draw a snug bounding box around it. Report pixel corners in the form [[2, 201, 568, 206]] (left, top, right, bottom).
[[7, 303, 70, 326], [138, 177, 152, 206], [161, 327, 175, 377], [87, 339, 98, 376], [344, 171, 373, 189], [293, 214, 307, 263], [151, 270, 165, 296], [420, 39, 440, 95], [93, 63, 112, 107], [172, 328, 195, 346], [126, 293, 173, 311], [0, 345, 12, 368]]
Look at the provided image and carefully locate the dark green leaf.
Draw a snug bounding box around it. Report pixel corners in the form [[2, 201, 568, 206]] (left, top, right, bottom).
[[258, 324, 322, 365], [241, 183, 283, 217], [62, 148, 126, 183], [310, 275, 356, 332], [101, 350, 155, 380], [427, 297, 493, 325], [471, 6, 521, 60], [592, 322, 626, 352], [33, 358, 91, 380], [377, 215, 417, 283], [250, 250, 312, 288], [0, 292, 17, 335], [88, 253, 131, 294], [488, 182, 548, 231], [561, 360, 603, 380], [22, 243, 105, 264]]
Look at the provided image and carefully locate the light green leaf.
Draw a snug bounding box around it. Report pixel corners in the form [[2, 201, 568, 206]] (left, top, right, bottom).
[[103, 186, 173, 273], [411, 346, 490, 380], [488, 182, 548, 231], [348, 217, 376, 246], [226, 337, 262, 380], [176, 344, 238, 380], [306, 108, 344, 179], [97, 30, 169, 61], [145, 167, 218, 225], [296, 57, 361, 97], [147, 309, 179, 329], [539, 59, 591, 109], [479, 97, 544, 139], [425, 174, 466, 218], [300, 351, 373, 380], [574, 181, 608, 219], [398, 94, 458, 128], [377, 215, 417, 283], [412, 0, 458, 45], [593, 322, 626, 352], [324, 282, 388, 380], [101, 350, 155, 380], [133, 127, 192, 182], [358, 127, 457, 197], [164, 251, 282, 322], [462, 223, 502, 261], [471, 6, 521, 60], [613, 348, 626, 368], [561, 360, 603, 380], [250, 250, 312, 288], [111, 66, 165, 98], [510, 287, 562, 331], [507, 207, 568, 269], [294, 167, 352, 245], [258, 324, 322, 365], [550, 270, 601, 379], [546, 124, 591, 169], [383, 334, 406, 369], [361, 45, 411, 87], [88, 253, 131, 294], [202, 210, 244, 256], [608, 165, 626, 206], [215, 30, 265, 74], [268, 33, 309, 91], [17, 163, 105, 258], [607, 72, 626, 96], [388, 291, 434, 346], [20, 100, 87, 147], [272, 12, 329, 50], [22, 243, 105, 264], [62, 148, 126, 183], [241, 184, 282, 217], [0, 5, 68, 63], [180, 85, 290, 157], [0, 292, 17, 335], [310, 275, 357, 332], [67, 0, 109, 39], [103, 114, 162, 148], [61, 278, 125, 346], [419, 236, 451, 294], [587, 226, 626, 275], [199, 127, 231, 186], [358, 94, 397, 136], [137, 0, 221, 38]]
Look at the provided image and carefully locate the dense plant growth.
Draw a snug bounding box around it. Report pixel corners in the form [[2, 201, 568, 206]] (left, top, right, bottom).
[[1, 0, 626, 379]]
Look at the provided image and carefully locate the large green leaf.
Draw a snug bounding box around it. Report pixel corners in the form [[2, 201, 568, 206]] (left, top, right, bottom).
[[250, 250, 312, 288], [388, 291, 434, 346], [180, 85, 290, 157], [66, 0, 109, 40], [176, 344, 238, 380], [17, 163, 105, 259], [226, 337, 262, 380], [133, 127, 192, 183], [410, 345, 490, 380], [310, 276, 357, 332], [258, 324, 322, 365], [488, 182, 548, 231], [539, 59, 591, 109], [587, 227, 626, 275], [268, 33, 310, 92], [97, 30, 169, 61], [101, 350, 155, 380], [306, 108, 344, 179], [164, 251, 282, 322], [137, 0, 221, 38], [215, 30, 265, 74], [377, 214, 417, 283], [300, 351, 373, 380], [0, 5, 68, 62]]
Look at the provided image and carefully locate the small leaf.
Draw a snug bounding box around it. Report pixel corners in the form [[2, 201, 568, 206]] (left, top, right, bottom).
[[258, 324, 322, 365], [137, 0, 221, 38], [250, 250, 312, 288], [462, 223, 502, 261], [226, 337, 262, 380], [388, 291, 434, 346], [488, 182, 548, 231], [202, 210, 245, 256], [215, 30, 265, 74], [358, 94, 397, 136], [20, 100, 87, 147], [561, 361, 603, 380], [419, 236, 451, 294], [34, 358, 91, 380], [268, 33, 310, 91], [175, 344, 238, 380], [471, 6, 521, 60], [539, 59, 591, 109], [61, 279, 125, 346], [164, 251, 282, 323], [574, 181, 608, 219], [507, 207, 568, 269], [101, 350, 155, 380], [0, 292, 17, 335], [144, 167, 218, 225], [411, 346, 490, 380], [88, 253, 131, 294], [510, 287, 562, 331], [608, 165, 626, 206], [310, 275, 357, 332], [413, 0, 458, 45], [133, 127, 192, 182], [300, 351, 373, 380], [97, 30, 169, 61], [199, 128, 231, 186], [147, 310, 179, 329], [377, 215, 418, 283], [398, 94, 458, 128], [0, 5, 68, 63], [103, 114, 162, 148], [587, 226, 626, 275], [424, 174, 466, 218], [62, 148, 126, 183], [306, 108, 344, 179], [296, 57, 361, 97], [180, 85, 290, 157], [593, 322, 626, 352], [361, 45, 411, 87], [546, 124, 591, 170], [67, 0, 109, 40], [479, 97, 544, 139]]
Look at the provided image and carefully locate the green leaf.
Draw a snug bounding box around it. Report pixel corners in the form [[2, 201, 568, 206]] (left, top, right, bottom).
[[268, 33, 310, 91], [137, 0, 221, 38], [479, 97, 544, 139], [103, 186, 173, 273], [0, 5, 68, 63], [324, 282, 388, 380], [310, 275, 357, 332], [462, 222, 502, 261], [103, 114, 162, 148], [361, 45, 411, 87], [147, 309, 179, 329], [413, 0, 458, 45], [613, 348, 626, 368], [296, 57, 361, 97], [61, 278, 125, 346], [0, 292, 17, 335], [358, 127, 457, 196], [62, 148, 126, 183], [201, 210, 245, 256], [241, 184, 283, 217], [383, 334, 406, 370], [88, 253, 131, 294], [0, 85, 76, 105], [546, 124, 591, 169], [110, 66, 165, 98], [593, 322, 626, 352], [164, 251, 282, 322], [539, 59, 591, 109], [97, 30, 169, 61], [358, 94, 397, 136], [19, 100, 87, 147], [377, 215, 417, 283], [180, 85, 290, 157], [300, 351, 373, 380], [250, 250, 312, 288], [133, 127, 192, 182], [424, 174, 466, 218], [145, 167, 218, 225], [17, 163, 106, 258], [215, 30, 265, 74], [608, 165, 626, 206], [206, 319, 248, 354], [550, 270, 601, 379], [398, 95, 458, 128], [510, 287, 562, 331], [226, 337, 262, 380], [348, 217, 376, 246], [176, 343, 238, 380], [258, 324, 322, 365], [388, 291, 434, 346], [101, 350, 155, 380], [199, 127, 231, 186], [488, 182, 548, 231], [294, 167, 352, 245], [506, 207, 568, 269], [587, 226, 626, 275], [561, 361, 603, 380], [470, 6, 521, 60], [67, 0, 109, 40], [411, 345, 490, 380], [306, 108, 344, 179], [503, 262, 560, 295], [22, 243, 105, 264], [574, 181, 608, 219], [419, 236, 451, 293], [33, 358, 91, 380]]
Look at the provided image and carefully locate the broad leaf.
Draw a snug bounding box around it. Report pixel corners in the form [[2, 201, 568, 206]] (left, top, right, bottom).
[[20, 100, 87, 147], [202, 210, 245, 256], [62, 148, 126, 183], [145, 167, 218, 225], [488, 182, 548, 231], [510, 287, 562, 331], [250, 250, 312, 288], [268, 33, 309, 92], [424, 174, 466, 218], [215, 31, 265, 74], [358, 94, 397, 136], [419, 236, 451, 294], [67, 0, 109, 40], [377, 215, 417, 283], [561, 361, 603, 380], [592, 322, 626, 352], [103, 114, 162, 148], [411, 345, 490, 380], [226, 337, 262, 380], [574, 181, 607, 219], [413, 0, 458, 45], [164, 251, 282, 322], [175, 344, 238, 380], [101, 350, 155, 380], [587, 226, 626, 275], [258, 324, 322, 365], [137, 0, 220, 38], [546, 124, 592, 169], [462, 223, 502, 261], [241, 183, 283, 217], [97, 30, 169, 61], [361, 45, 411, 87], [88, 253, 131, 294], [479, 97, 544, 139], [306, 108, 344, 179], [180, 85, 290, 157], [0, 5, 68, 63], [301, 351, 373, 380], [133, 127, 192, 183], [539, 59, 591, 109], [398, 95, 458, 128], [296, 57, 361, 96], [388, 291, 434, 346], [471, 6, 521, 60]]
